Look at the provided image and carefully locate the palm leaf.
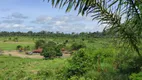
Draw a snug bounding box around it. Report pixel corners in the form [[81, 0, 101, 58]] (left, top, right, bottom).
[[44, 0, 142, 56]]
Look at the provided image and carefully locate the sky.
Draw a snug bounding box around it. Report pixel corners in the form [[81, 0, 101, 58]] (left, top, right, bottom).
[[0, 0, 105, 33]]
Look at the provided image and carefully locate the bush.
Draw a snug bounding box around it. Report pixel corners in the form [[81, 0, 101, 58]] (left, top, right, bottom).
[[37, 69, 53, 78], [82, 38, 85, 41], [59, 49, 92, 79], [63, 40, 69, 44], [13, 37, 18, 42], [8, 37, 11, 40], [71, 42, 86, 50], [41, 47, 56, 59], [24, 46, 30, 51], [55, 44, 64, 57], [56, 48, 123, 80], [117, 56, 142, 74], [3, 40, 7, 42], [46, 41, 56, 47], [129, 72, 142, 80], [41, 41, 63, 59], [35, 40, 45, 49], [16, 45, 22, 50]]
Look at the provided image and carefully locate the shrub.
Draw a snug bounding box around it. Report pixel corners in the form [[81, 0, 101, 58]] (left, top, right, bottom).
[[46, 41, 57, 47], [82, 38, 85, 41], [37, 69, 53, 78], [117, 55, 142, 74], [41, 41, 62, 59], [41, 47, 56, 59], [71, 42, 86, 50], [3, 40, 7, 42], [129, 72, 142, 80], [35, 40, 45, 49], [16, 45, 22, 50], [24, 46, 30, 51], [13, 37, 18, 42], [55, 44, 64, 57], [63, 40, 69, 44], [60, 49, 92, 79], [8, 37, 11, 40]]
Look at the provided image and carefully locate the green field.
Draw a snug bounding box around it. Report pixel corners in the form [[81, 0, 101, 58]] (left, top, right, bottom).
[[0, 55, 67, 80], [0, 36, 141, 80], [0, 37, 114, 79], [0, 37, 112, 51], [0, 42, 34, 50]]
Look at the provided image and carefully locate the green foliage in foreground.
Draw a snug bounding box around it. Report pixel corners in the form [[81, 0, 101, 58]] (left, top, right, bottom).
[[0, 37, 142, 79], [56, 48, 142, 80], [0, 55, 67, 80]]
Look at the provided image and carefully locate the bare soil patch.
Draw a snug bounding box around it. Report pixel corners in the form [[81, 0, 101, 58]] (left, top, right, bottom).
[[3, 50, 43, 59], [2, 50, 71, 59]]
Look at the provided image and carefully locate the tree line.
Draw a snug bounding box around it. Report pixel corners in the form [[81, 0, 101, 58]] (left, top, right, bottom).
[[0, 31, 108, 38]]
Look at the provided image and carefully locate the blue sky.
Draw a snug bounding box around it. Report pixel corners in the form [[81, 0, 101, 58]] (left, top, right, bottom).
[[0, 0, 105, 33]]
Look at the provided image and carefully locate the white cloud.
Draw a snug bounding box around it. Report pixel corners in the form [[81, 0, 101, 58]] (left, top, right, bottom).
[[30, 14, 105, 33], [0, 23, 34, 31], [55, 21, 65, 26], [32, 15, 92, 24], [0, 13, 104, 33]]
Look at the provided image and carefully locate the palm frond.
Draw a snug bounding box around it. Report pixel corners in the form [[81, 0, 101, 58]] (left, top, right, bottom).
[[44, 0, 142, 56]]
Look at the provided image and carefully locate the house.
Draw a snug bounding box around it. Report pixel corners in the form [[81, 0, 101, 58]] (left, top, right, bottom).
[[32, 48, 43, 53]]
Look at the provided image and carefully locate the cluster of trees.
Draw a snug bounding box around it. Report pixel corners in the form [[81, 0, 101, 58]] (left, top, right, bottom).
[[0, 31, 107, 38], [35, 39, 87, 59], [35, 40, 64, 59]]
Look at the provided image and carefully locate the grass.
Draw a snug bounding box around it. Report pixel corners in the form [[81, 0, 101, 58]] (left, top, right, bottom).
[[0, 55, 67, 80], [0, 37, 112, 51], [0, 37, 115, 79], [0, 41, 35, 50]]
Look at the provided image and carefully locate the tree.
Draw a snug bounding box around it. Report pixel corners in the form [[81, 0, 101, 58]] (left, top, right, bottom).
[[45, 0, 142, 56], [41, 46, 56, 59], [71, 42, 86, 50], [35, 40, 45, 49], [41, 41, 63, 59]]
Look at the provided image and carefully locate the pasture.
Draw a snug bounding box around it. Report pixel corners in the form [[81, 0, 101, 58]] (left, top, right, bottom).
[[0, 36, 114, 79], [0, 36, 140, 80], [0, 56, 67, 80]]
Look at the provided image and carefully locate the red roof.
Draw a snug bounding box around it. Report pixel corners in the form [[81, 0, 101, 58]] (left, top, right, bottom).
[[32, 48, 43, 53]]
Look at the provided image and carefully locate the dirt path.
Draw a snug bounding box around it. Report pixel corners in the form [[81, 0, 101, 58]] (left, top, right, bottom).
[[3, 50, 44, 59], [2, 50, 71, 59]]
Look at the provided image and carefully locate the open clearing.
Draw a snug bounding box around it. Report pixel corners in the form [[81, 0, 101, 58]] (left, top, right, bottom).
[[3, 50, 44, 59], [2, 50, 70, 59], [0, 41, 34, 50]]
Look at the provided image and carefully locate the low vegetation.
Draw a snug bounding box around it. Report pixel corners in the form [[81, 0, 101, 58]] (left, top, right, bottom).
[[0, 56, 67, 80], [0, 32, 142, 79]]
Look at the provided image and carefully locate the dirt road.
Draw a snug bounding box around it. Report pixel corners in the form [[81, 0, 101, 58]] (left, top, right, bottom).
[[3, 50, 44, 59], [2, 50, 70, 59]]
